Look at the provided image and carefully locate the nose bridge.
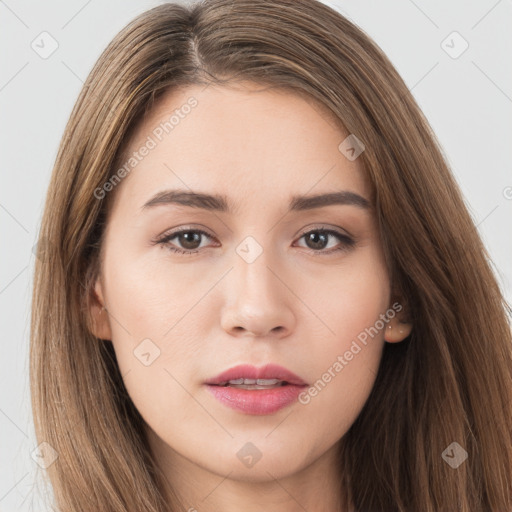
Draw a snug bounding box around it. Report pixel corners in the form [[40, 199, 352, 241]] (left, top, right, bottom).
[[220, 233, 294, 336], [232, 233, 281, 304]]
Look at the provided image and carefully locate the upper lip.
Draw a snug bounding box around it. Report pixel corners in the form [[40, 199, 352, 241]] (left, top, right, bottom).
[[204, 363, 308, 386]]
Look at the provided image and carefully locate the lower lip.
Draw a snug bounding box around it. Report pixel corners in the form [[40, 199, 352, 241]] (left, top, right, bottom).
[[205, 384, 307, 415]]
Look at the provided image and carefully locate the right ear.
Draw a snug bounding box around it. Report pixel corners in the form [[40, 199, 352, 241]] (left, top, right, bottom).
[[88, 278, 112, 340]]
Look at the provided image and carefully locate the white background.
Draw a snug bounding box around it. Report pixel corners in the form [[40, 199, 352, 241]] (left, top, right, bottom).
[[1, 0, 511, 509]]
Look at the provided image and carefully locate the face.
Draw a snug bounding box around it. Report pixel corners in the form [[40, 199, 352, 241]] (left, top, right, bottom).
[[91, 81, 410, 493]]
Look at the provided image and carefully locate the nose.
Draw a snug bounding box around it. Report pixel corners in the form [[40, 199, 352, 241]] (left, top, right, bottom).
[[220, 246, 296, 339]]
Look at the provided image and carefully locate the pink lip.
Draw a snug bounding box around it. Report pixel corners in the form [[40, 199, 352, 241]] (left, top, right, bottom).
[[204, 363, 307, 386], [204, 364, 308, 415]]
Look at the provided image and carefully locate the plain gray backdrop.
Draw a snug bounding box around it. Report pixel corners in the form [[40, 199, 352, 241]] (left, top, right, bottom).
[[1, 0, 511, 509]]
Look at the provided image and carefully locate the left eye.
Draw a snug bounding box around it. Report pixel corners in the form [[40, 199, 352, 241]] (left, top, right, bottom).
[[296, 228, 355, 254], [155, 227, 355, 256]]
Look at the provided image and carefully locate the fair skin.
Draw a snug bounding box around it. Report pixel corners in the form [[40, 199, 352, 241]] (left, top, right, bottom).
[[90, 81, 412, 512]]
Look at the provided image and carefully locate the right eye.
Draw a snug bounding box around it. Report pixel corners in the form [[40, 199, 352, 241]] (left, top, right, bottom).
[[155, 228, 217, 255]]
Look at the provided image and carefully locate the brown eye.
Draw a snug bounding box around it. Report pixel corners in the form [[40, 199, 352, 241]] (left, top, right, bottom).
[[156, 228, 215, 255], [296, 228, 355, 255], [173, 231, 203, 251]]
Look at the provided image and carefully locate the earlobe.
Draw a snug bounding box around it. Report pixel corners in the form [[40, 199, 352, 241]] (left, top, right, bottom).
[[384, 300, 412, 342], [384, 318, 412, 343], [384, 294, 412, 343], [89, 279, 113, 341]]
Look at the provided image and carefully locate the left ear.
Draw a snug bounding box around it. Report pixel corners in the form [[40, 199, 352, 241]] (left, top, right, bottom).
[[384, 304, 413, 343]]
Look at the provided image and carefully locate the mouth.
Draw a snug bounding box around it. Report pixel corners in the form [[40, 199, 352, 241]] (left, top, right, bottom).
[[204, 363, 308, 387], [204, 364, 308, 415]]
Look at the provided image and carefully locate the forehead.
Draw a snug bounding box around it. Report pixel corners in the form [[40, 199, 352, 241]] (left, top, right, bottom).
[[111, 81, 370, 213]]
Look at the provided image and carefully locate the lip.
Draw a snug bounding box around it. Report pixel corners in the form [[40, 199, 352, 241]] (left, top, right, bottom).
[[204, 364, 308, 415], [205, 384, 307, 415], [204, 363, 308, 386]]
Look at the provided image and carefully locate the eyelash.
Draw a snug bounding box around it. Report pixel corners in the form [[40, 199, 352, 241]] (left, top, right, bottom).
[[153, 226, 355, 256]]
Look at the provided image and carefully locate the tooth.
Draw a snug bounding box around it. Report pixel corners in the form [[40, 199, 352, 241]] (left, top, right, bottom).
[[256, 378, 281, 385], [223, 378, 284, 386], [233, 385, 280, 389]]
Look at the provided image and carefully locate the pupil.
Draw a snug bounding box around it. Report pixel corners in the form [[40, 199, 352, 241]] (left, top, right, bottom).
[[181, 232, 200, 249], [307, 232, 327, 250]]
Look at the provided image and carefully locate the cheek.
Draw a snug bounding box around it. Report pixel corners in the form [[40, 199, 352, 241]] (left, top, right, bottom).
[[104, 244, 208, 340], [291, 246, 390, 431], [298, 243, 390, 348], [102, 245, 214, 419]]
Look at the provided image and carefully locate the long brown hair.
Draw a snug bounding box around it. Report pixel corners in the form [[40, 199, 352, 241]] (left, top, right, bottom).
[[30, 0, 512, 510]]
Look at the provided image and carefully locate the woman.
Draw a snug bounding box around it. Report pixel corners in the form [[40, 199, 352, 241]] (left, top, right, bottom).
[[30, 0, 512, 510]]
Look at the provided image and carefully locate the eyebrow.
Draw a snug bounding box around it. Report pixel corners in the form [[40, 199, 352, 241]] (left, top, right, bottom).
[[141, 189, 371, 213]]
